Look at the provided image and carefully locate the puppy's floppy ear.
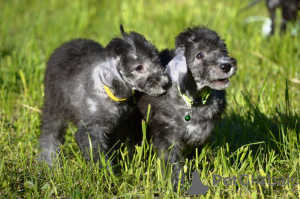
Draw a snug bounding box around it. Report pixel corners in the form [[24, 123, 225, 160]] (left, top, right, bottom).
[[99, 57, 125, 88], [166, 49, 189, 92]]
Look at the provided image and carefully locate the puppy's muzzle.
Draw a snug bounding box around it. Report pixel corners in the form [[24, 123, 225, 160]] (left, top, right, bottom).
[[159, 74, 171, 90]]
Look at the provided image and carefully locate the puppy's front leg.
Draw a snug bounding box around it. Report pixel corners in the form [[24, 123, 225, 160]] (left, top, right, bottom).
[[39, 112, 67, 166], [155, 140, 184, 190], [266, 0, 277, 35], [75, 124, 114, 167]]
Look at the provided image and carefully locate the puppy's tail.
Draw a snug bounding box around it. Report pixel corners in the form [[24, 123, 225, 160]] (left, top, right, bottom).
[[120, 24, 126, 37]]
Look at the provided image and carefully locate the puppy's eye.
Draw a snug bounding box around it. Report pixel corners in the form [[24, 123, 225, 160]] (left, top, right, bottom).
[[135, 65, 143, 71], [196, 52, 204, 59]]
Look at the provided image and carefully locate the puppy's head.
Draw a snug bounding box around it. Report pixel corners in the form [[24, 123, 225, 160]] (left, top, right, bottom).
[[101, 25, 170, 97], [168, 26, 237, 96]]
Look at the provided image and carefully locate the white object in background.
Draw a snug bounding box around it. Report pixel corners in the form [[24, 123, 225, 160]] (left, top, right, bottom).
[[245, 16, 272, 37]]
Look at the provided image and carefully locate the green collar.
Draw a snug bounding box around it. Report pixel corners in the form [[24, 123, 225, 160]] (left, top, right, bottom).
[[177, 86, 211, 109]]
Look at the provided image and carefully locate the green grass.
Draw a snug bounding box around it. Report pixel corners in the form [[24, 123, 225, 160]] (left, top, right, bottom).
[[1, 0, 300, 198]]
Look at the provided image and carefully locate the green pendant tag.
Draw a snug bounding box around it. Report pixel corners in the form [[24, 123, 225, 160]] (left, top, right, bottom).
[[185, 115, 191, 121]]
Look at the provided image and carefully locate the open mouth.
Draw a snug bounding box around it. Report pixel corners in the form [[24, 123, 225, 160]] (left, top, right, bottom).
[[208, 78, 230, 90], [212, 78, 229, 84]]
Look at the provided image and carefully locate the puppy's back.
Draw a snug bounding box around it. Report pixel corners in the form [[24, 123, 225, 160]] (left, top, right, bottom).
[[43, 39, 104, 120], [45, 39, 103, 80]]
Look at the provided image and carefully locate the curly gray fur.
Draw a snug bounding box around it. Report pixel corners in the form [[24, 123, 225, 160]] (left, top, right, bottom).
[[136, 26, 237, 188], [39, 25, 170, 166]]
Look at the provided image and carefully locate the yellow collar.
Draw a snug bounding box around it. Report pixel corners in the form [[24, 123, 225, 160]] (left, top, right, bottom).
[[177, 86, 211, 109], [103, 85, 127, 102]]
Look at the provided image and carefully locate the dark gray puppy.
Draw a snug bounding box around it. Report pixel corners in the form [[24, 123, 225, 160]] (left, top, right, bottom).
[[136, 26, 237, 187], [39, 26, 170, 166], [266, 0, 299, 34], [240, 0, 300, 35]]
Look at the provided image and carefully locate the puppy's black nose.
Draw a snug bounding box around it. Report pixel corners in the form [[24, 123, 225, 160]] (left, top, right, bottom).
[[219, 63, 231, 73], [161, 81, 170, 90]]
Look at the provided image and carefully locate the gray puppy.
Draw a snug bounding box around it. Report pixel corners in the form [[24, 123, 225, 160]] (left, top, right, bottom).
[[136, 26, 237, 187], [240, 0, 300, 35], [266, 0, 299, 34], [39, 25, 170, 166]]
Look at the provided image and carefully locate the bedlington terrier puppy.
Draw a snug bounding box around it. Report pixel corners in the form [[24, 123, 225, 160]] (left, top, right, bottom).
[[136, 26, 237, 188], [39, 25, 170, 167]]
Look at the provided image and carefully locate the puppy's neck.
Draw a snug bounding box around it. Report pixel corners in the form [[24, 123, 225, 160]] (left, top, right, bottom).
[[92, 67, 132, 101], [108, 81, 133, 100], [172, 83, 211, 108]]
